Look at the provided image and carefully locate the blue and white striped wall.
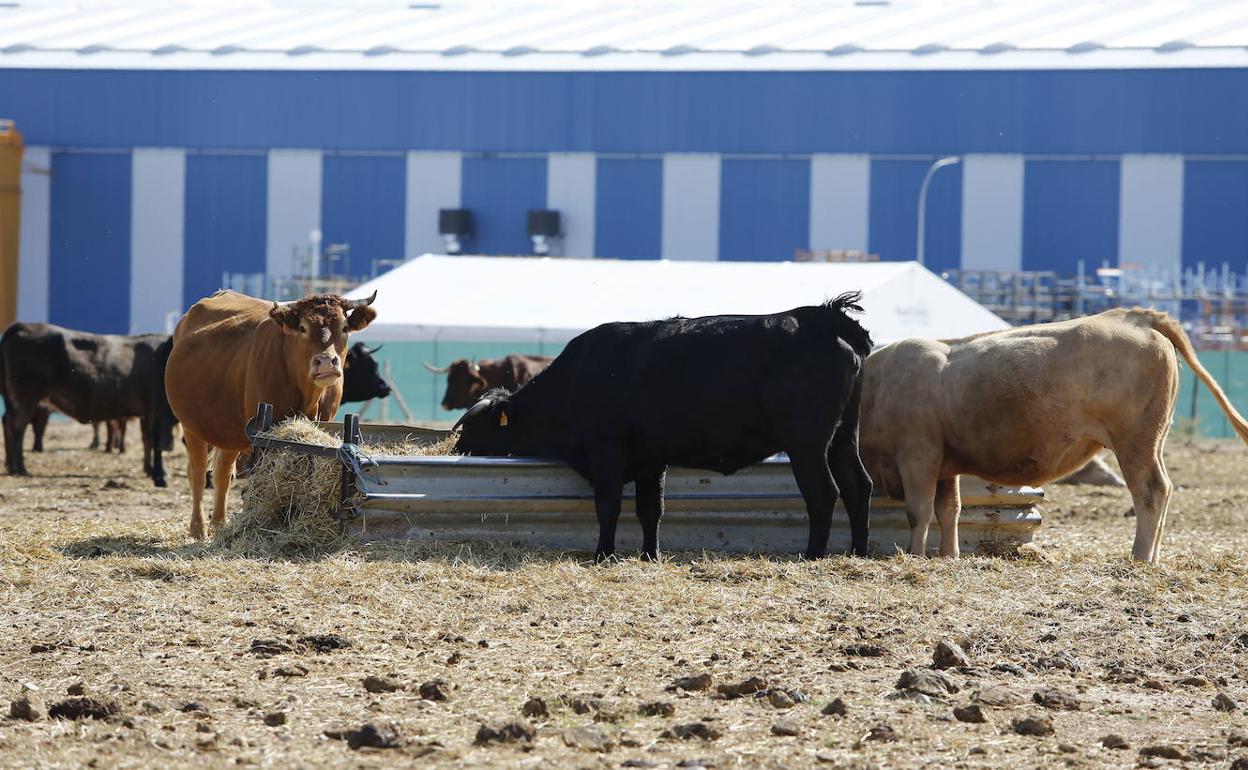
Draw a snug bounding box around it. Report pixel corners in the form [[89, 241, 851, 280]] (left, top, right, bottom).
[[15, 148, 1248, 333]]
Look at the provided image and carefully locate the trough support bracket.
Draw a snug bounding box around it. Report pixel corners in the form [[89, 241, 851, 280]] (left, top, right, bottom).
[[250, 402, 274, 468], [334, 412, 362, 522]]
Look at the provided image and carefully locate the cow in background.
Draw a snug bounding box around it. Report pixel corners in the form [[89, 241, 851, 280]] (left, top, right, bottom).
[[859, 308, 1248, 563], [424, 354, 553, 410], [455, 295, 873, 561], [1, 324, 177, 486], [166, 290, 376, 539], [339, 342, 392, 405]]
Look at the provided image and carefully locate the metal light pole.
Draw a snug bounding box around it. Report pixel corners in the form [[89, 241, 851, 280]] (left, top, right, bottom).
[[916, 156, 961, 267]]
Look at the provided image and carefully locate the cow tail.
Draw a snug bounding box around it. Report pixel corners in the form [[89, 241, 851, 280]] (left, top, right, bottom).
[[1140, 310, 1248, 445], [824, 292, 874, 358]]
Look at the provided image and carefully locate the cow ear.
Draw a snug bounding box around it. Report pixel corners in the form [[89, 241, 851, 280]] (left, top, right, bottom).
[[498, 405, 510, 428], [270, 303, 301, 335], [346, 304, 377, 332]]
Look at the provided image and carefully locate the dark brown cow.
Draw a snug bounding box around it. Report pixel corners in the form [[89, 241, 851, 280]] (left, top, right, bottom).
[[423, 354, 553, 410], [1, 324, 177, 486], [165, 290, 376, 539]]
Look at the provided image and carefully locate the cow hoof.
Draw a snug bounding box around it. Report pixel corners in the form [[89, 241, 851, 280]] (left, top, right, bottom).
[[640, 550, 662, 563], [593, 551, 617, 565], [153, 477, 167, 488]]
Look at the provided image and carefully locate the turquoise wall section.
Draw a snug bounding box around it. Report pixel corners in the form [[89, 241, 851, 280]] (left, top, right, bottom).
[[1176, 350, 1248, 440], [343, 344, 1248, 439], [338, 341, 566, 425]]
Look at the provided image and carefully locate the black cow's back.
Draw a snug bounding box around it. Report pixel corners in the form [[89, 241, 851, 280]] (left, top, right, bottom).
[[464, 300, 870, 479], [2, 323, 168, 422]]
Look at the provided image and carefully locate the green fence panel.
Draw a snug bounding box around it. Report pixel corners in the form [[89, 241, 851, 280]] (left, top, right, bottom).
[[341, 345, 1248, 438], [1177, 350, 1248, 439], [333, 340, 567, 424]]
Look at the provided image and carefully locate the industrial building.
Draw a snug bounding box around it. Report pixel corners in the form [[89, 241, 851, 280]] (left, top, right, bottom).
[[3, 0, 1248, 336]]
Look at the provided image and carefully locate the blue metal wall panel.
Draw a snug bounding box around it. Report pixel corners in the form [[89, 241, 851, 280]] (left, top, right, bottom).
[[718, 159, 809, 262], [461, 156, 548, 255], [1022, 161, 1120, 274], [183, 154, 267, 308], [4, 69, 1248, 155], [594, 158, 662, 260], [48, 152, 131, 333], [1182, 161, 1248, 270], [321, 155, 406, 273], [868, 160, 962, 270]]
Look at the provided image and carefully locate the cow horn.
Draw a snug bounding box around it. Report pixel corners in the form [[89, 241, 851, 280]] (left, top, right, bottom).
[[342, 290, 377, 310], [363, 343, 383, 355], [422, 361, 449, 374], [451, 396, 494, 432]]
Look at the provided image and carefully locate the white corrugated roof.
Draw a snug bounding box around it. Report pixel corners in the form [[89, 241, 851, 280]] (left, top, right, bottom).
[[3, 0, 1248, 71]]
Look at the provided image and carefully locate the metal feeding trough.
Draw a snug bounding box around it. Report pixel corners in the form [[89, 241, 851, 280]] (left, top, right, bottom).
[[245, 403, 1043, 556]]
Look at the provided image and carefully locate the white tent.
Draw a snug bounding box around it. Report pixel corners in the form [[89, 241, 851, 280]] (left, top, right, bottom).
[[347, 255, 1006, 346]]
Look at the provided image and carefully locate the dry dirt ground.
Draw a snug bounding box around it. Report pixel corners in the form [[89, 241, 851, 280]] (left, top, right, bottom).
[[1, 423, 1246, 770]]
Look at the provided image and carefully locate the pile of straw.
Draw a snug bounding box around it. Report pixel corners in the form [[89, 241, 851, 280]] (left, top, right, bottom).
[[216, 416, 456, 558]]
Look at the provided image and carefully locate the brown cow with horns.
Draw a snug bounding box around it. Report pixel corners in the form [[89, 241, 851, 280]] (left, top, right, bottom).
[[165, 290, 377, 539], [423, 354, 553, 410]]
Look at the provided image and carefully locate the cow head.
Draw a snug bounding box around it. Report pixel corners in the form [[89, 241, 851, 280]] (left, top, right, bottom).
[[430, 359, 489, 410], [451, 387, 515, 455], [342, 342, 391, 403], [269, 291, 377, 393]]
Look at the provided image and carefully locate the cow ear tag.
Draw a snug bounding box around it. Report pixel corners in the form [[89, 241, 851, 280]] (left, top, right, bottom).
[[499, 412, 509, 427]]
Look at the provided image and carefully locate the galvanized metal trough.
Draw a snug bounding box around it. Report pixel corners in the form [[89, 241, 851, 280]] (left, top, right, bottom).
[[246, 404, 1043, 556]]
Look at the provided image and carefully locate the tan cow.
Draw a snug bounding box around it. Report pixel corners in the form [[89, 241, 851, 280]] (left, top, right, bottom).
[[860, 308, 1248, 563], [165, 290, 377, 539]]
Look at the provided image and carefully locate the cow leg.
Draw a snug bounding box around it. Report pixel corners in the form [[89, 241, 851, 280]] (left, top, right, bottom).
[[3, 406, 33, 475], [589, 447, 626, 563], [829, 436, 872, 557], [90, 422, 101, 450], [634, 466, 666, 562], [185, 432, 210, 539], [1, 412, 10, 473], [143, 416, 167, 488], [899, 461, 939, 556], [31, 407, 49, 452], [114, 419, 126, 454], [2, 411, 24, 475], [210, 448, 241, 533], [788, 445, 840, 559], [934, 476, 962, 558], [140, 417, 152, 476], [1116, 447, 1172, 564]]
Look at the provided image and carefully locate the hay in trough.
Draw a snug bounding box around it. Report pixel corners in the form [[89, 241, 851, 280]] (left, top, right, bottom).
[[215, 416, 456, 558]]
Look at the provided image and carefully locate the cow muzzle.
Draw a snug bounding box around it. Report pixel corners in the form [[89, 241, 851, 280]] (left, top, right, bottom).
[[311, 352, 342, 383]]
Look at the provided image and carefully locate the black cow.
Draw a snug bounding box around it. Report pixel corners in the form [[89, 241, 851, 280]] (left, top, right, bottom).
[[1, 323, 178, 486], [341, 342, 391, 403], [454, 294, 874, 561]]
